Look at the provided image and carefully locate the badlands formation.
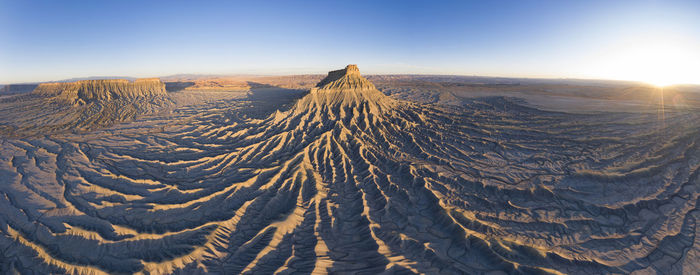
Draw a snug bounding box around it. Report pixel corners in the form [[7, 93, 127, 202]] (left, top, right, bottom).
[[0, 65, 698, 274], [0, 79, 172, 137]]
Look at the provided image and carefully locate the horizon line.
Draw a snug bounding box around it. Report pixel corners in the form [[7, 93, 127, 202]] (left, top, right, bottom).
[[5, 72, 696, 87]]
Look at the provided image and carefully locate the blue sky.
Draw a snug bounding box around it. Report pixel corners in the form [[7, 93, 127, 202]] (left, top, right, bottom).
[[1, 0, 699, 84]]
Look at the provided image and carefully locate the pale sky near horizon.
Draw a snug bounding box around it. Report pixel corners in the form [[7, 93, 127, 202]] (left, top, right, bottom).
[[1, 0, 699, 85]]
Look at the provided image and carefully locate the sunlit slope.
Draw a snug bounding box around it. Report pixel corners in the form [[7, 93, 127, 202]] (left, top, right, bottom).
[[0, 66, 698, 274]]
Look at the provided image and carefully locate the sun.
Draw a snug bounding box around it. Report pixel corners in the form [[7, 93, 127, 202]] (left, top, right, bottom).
[[647, 78, 677, 88], [585, 38, 700, 86], [622, 43, 696, 87]]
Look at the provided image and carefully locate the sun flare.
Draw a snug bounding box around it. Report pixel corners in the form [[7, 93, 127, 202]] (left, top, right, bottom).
[[586, 39, 700, 86], [621, 43, 697, 87]]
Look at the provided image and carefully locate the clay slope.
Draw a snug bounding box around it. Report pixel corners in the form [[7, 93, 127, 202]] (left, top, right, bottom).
[[0, 66, 698, 274], [0, 78, 172, 137]]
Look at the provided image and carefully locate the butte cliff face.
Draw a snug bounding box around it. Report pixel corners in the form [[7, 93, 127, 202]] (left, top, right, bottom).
[[315, 64, 376, 91], [288, 64, 395, 119], [0, 78, 171, 137]]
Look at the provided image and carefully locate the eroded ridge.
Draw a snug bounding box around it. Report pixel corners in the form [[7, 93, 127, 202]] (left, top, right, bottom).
[[0, 66, 698, 274]]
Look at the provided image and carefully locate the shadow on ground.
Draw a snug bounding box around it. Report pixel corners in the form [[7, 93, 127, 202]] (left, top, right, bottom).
[[238, 81, 308, 119], [165, 82, 196, 92]]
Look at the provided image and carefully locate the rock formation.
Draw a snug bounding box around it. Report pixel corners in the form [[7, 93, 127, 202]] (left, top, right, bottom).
[[0, 78, 171, 137], [32, 78, 167, 103], [289, 64, 396, 120], [315, 64, 376, 91]]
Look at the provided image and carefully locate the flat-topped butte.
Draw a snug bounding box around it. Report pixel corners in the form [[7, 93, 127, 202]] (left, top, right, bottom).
[[32, 78, 167, 102]]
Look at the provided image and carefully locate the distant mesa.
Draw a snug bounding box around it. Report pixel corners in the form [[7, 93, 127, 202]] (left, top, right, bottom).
[[33, 78, 167, 104], [0, 78, 172, 137]]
